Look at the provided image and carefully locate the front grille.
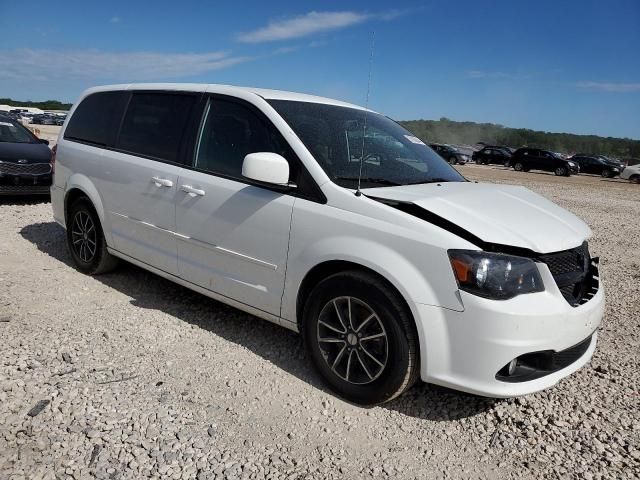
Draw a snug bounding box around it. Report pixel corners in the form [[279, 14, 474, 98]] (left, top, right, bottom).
[[538, 242, 599, 306], [0, 162, 51, 175]]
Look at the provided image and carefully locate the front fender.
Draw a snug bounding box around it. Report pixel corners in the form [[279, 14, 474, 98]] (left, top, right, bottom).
[[281, 198, 468, 329]]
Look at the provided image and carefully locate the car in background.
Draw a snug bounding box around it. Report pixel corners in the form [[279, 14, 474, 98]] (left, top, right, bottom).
[[32, 114, 57, 125], [623, 158, 640, 167], [0, 114, 52, 195], [429, 143, 469, 164], [620, 164, 640, 184], [571, 155, 622, 178], [511, 148, 579, 176], [598, 156, 625, 169], [472, 146, 512, 166]]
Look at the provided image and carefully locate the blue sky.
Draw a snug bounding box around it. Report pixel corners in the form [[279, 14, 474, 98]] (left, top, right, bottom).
[[1, 0, 639, 139]]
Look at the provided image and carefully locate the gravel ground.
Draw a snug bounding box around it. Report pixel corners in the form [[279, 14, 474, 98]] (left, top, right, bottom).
[[1, 166, 639, 479]]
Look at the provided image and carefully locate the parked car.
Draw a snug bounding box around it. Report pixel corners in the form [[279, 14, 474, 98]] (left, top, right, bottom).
[[32, 114, 56, 125], [52, 84, 603, 405], [0, 114, 52, 195], [620, 163, 640, 184], [472, 146, 512, 166], [511, 148, 579, 176], [571, 155, 622, 177], [428, 143, 469, 164]]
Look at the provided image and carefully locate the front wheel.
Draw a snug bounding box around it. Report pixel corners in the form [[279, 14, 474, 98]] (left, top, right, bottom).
[[555, 166, 568, 176], [514, 162, 524, 171], [303, 271, 419, 406], [630, 175, 640, 184], [66, 197, 118, 275]]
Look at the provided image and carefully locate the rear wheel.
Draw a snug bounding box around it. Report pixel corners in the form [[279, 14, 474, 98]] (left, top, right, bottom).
[[303, 271, 419, 406], [514, 162, 524, 171], [555, 166, 568, 176], [66, 198, 118, 275]]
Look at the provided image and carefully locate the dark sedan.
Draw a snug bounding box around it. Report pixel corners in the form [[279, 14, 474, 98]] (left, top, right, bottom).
[[472, 146, 512, 166], [571, 155, 622, 178], [0, 115, 52, 195], [428, 143, 469, 164]]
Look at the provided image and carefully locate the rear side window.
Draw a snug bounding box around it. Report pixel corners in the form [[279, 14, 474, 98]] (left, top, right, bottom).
[[116, 93, 196, 163], [65, 91, 128, 146]]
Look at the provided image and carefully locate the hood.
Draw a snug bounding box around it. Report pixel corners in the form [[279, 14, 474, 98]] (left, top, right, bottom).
[[0, 142, 51, 163], [363, 182, 591, 254]]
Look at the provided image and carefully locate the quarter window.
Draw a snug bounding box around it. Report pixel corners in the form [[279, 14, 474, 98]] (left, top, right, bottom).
[[194, 98, 293, 179], [116, 93, 196, 163], [64, 91, 128, 146]]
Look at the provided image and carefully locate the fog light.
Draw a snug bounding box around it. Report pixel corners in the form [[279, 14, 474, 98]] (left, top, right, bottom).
[[508, 359, 518, 376]]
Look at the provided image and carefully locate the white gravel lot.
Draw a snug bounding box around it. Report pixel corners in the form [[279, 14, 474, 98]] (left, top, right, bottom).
[[1, 166, 639, 479]]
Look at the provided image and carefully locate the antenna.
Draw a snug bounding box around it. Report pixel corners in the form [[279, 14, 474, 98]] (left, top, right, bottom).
[[355, 31, 375, 197]]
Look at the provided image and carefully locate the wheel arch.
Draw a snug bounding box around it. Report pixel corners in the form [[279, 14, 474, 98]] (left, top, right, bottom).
[[295, 260, 417, 336], [63, 174, 110, 244]]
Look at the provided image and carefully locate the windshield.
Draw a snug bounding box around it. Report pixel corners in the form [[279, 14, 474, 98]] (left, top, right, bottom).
[[268, 100, 465, 188], [0, 119, 36, 144]]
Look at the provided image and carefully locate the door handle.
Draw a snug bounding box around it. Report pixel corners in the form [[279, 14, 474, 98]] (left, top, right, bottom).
[[151, 176, 173, 187], [180, 185, 205, 197]]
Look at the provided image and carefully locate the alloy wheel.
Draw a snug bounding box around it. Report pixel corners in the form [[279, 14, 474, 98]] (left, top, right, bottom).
[[316, 296, 388, 385], [71, 211, 97, 263]]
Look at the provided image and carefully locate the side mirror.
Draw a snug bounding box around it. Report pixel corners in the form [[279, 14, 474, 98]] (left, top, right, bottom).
[[242, 152, 291, 186], [40, 139, 50, 145]]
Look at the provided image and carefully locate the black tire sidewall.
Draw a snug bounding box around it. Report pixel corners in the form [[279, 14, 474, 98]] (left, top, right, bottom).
[[303, 272, 415, 405], [514, 162, 523, 171], [66, 199, 107, 274]]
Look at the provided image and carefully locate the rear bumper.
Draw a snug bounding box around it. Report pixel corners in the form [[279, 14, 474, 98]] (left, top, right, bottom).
[[415, 266, 604, 397]]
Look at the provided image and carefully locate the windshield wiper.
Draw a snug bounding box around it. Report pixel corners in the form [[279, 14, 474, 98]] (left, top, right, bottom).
[[406, 178, 451, 185], [334, 176, 400, 186]]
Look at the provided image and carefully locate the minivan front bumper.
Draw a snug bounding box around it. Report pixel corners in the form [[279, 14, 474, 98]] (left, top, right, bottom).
[[415, 263, 604, 397]]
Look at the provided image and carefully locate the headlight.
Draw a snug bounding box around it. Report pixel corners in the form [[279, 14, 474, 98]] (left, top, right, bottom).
[[568, 161, 576, 166], [448, 250, 544, 300]]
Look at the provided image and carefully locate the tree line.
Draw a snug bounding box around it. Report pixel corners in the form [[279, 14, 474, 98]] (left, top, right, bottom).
[[399, 118, 640, 159], [0, 98, 73, 111]]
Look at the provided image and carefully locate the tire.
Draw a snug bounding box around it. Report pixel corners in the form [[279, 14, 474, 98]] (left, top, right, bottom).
[[475, 159, 482, 165], [302, 270, 420, 406], [503, 160, 510, 167], [66, 197, 118, 275], [514, 162, 524, 171], [555, 166, 568, 176], [630, 175, 640, 184], [601, 170, 610, 178], [449, 156, 456, 165]]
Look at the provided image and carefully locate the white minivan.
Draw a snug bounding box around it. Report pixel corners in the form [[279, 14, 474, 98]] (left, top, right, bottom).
[[51, 84, 604, 405]]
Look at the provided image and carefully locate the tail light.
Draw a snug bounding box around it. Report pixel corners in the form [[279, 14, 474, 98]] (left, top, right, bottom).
[[51, 144, 57, 174]]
